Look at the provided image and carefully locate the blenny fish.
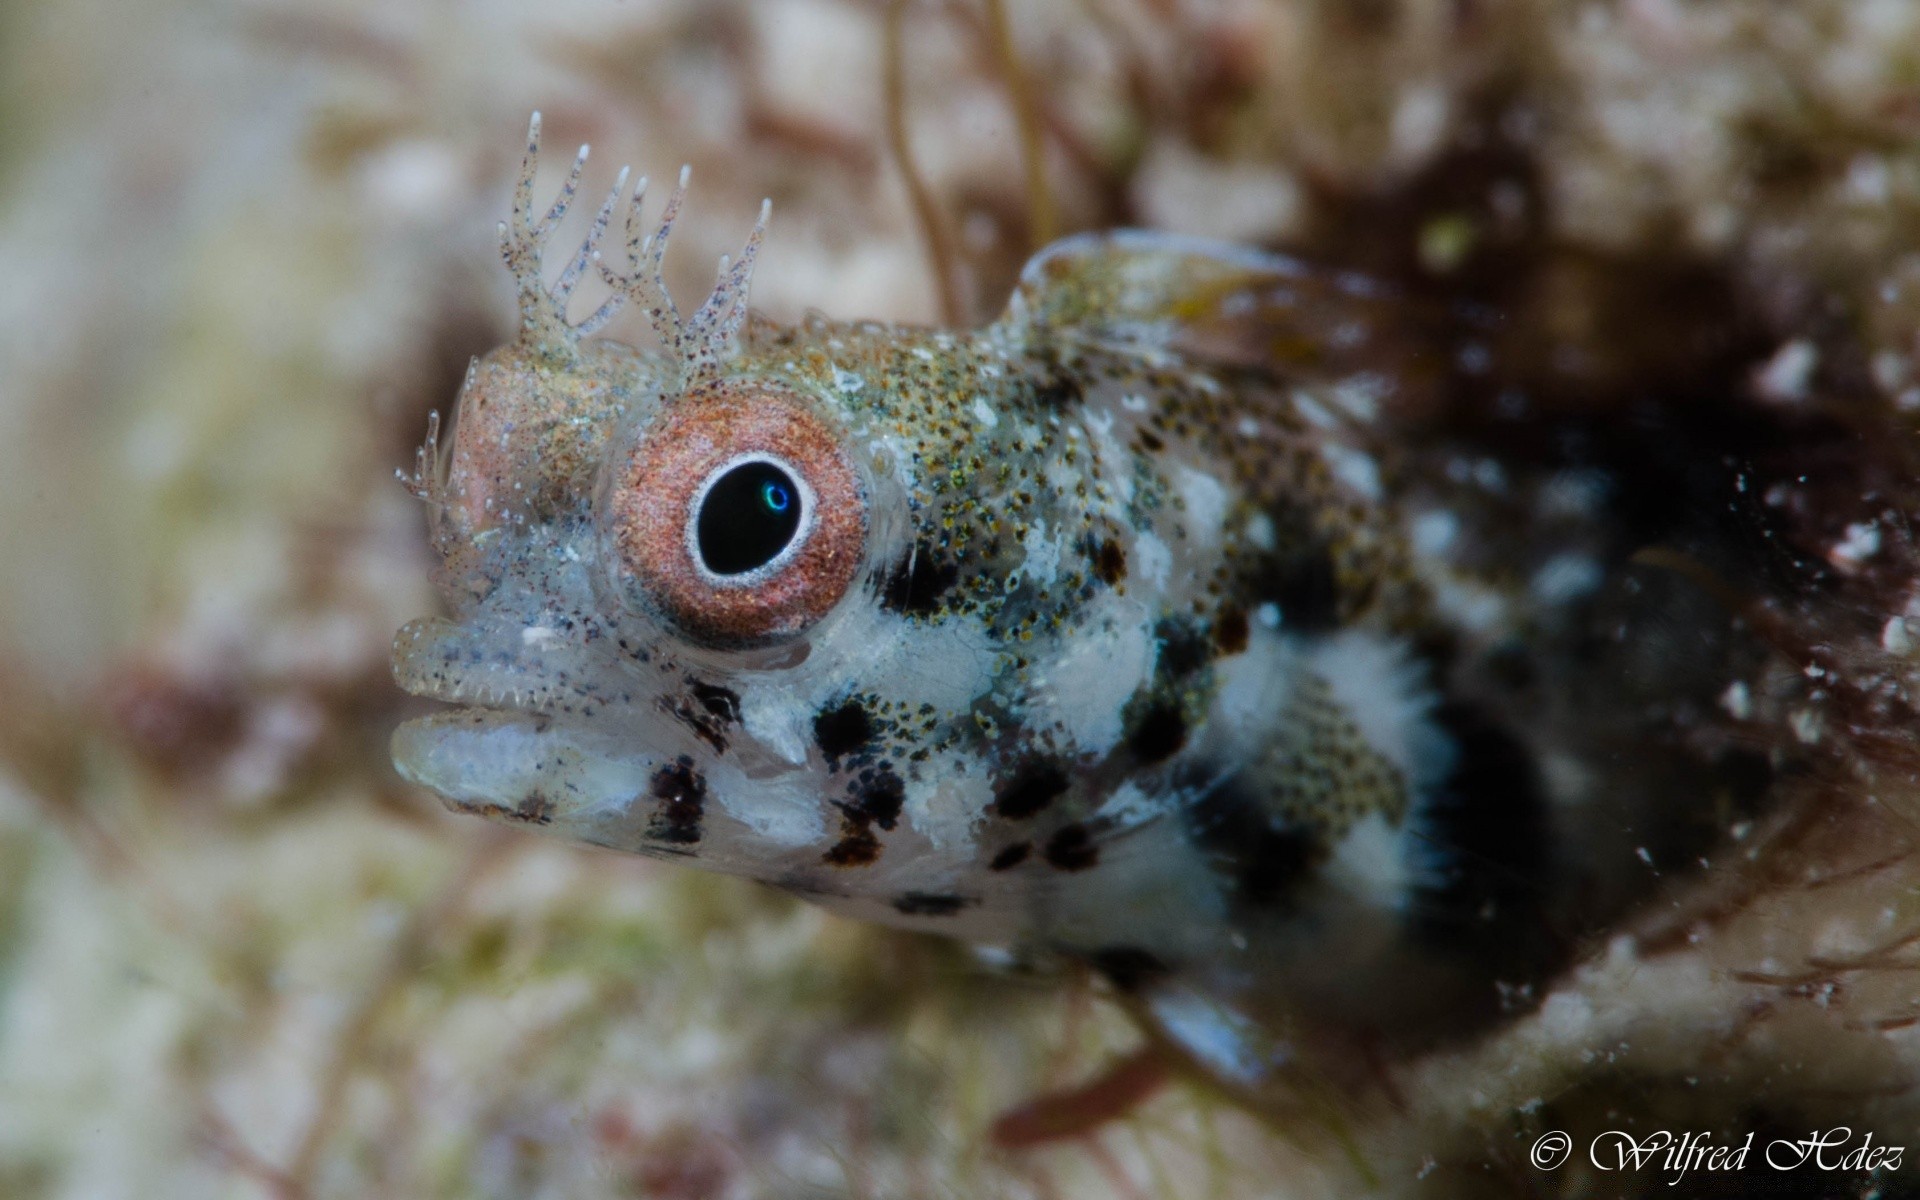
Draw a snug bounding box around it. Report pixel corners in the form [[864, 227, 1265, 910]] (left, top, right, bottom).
[[394, 116, 1808, 1090]]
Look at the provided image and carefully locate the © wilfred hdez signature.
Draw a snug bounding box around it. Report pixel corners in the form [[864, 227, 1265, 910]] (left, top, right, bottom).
[[1530, 1127, 1904, 1185]]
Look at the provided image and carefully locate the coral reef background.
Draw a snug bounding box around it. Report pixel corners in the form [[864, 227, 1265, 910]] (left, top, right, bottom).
[[3, 1, 1920, 1196]]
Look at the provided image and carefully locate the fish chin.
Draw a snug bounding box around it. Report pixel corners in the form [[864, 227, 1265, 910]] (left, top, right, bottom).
[[391, 708, 663, 847], [390, 608, 675, 844], [392, 690, 839, 873], [390, 594, 837, 864]]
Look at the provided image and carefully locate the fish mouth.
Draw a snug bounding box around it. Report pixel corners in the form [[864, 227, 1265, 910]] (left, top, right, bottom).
[[389, 616, 663, 840], [391, 616, 610, 716]]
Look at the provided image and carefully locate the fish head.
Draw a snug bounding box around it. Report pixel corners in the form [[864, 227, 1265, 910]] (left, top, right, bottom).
[[390, 117, 957, 894]]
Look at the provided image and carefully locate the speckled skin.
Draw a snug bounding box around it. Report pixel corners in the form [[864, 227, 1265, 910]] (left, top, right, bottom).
[[394, 120, 1794, 1089]]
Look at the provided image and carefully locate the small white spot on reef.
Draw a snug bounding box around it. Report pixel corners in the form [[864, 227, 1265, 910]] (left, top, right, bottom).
[[1872, 349, 1909, 393], [1539, 990, 1596, 1043], [1790, 708, 1823, 745], [1754, 339, 1818, 403], [1530, 554, 1602, 604], [521, 625, 561, 648], [1829, 520, 1881, 569], [1883, 615, 1913, 656], [1849, 153, 1892, 203]]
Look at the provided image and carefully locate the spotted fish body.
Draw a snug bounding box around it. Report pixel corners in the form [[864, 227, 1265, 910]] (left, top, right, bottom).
[[395, 118, 1787, 1086]]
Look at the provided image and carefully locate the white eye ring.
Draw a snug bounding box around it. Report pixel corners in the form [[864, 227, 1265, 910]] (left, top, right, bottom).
[[683, 452, 818, 589]]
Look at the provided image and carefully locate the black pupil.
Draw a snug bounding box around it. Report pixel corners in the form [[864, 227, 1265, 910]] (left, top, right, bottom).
[[696, 461, 803, 575]]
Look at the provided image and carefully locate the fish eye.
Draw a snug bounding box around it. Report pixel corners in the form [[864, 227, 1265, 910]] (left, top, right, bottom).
[[694, 458, 806, 577], [605, 385, 868, 647]]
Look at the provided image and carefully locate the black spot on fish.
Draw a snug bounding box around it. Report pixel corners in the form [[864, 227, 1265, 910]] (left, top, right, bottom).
[[848, 766, 905, 831], [1088, 946, 1170, 992], [1213, 605, 1249, 656], [881, 542, 959, 615], [1092, 537, 1127, 585], [824, 763, 906, 865], [814, 700, 875, 765], [989, 842, 1031, 871], [646, 757, 706, 846], [1127, 702, 1188, 764], [1137, 427, 1165, 453], [665, 692, 731, 754], [1031, 363, 1083, 409], [823, 829, 881, 867], [508, 793, 555, 825], [1154, 618, 1211, 680], [1044, 823, 1099, 871], [689, 679, 740, 724], [892, 891, 975, 917], [992, 761, 1069, 820]]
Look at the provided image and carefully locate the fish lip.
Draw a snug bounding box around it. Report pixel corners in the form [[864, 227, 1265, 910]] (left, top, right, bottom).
[[389, 700, 673, 845], [389, 708, 582, 827], [389, 614, 618, 721], [391, 671, 554, 719]]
